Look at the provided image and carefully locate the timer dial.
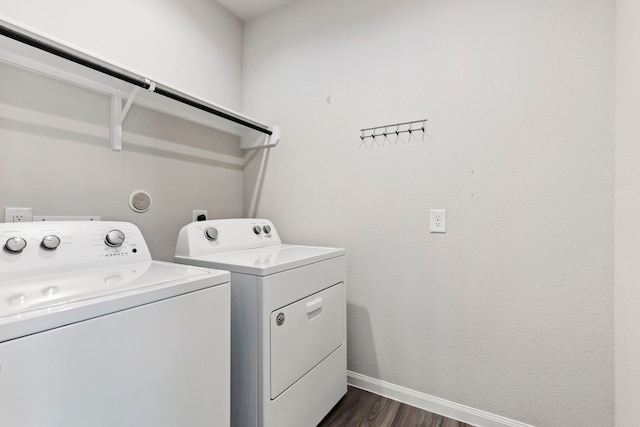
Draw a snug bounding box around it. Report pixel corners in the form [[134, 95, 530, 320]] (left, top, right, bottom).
[[41, 235, 61, 250], [4, 237, 27, 254], [105, 230, 125, 247], [204, 227, 219, 241]]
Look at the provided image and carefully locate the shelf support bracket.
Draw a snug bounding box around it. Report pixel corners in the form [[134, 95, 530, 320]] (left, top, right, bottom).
[[241, 125, 280, 150], [111, 86, 144, 151], [111, 95, 123, 151]]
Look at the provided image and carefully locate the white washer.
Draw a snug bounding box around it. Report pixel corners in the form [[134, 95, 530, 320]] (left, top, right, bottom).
[[0, 221, 231, 427], [175, 218, 346, 427]]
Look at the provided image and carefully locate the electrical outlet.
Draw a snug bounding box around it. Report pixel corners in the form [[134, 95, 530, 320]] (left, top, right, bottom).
[[430, 209, 446, 233], [4, 207, 33, 223], [193, 210, 208, 222]]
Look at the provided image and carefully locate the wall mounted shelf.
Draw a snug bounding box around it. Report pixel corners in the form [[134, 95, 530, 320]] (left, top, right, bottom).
[[0, 18, 279, 153]]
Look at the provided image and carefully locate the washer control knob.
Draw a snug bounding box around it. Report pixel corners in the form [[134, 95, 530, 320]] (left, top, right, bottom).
[[4, 237, 27, 254], [40, 235, 61, 251], [253, 226, 262, 235], [204, 227, 219, 241], [105, 230, 125, 247], [263, 225, 272, 235]]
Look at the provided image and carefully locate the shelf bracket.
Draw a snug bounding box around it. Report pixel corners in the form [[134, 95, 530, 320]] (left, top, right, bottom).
[[241, 125, 280, 150], [111, 95, 123, 151], [111, 83, 153, 151]]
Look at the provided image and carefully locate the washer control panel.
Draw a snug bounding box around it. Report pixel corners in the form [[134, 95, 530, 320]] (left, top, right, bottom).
[[175, 218, 281, 258], [0, 221, 152, 278]]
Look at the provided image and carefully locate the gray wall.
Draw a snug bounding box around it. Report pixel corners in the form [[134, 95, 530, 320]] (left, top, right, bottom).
[[242, 1, 615, 426], [615, 1, 640, 426], [0, 0, 244, 110]]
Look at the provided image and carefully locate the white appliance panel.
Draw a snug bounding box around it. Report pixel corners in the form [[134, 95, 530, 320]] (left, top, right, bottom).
[[261, 256, 345, 315], [0, 284, 231, 427], [175, 219, 281, 258], [0, 221, 232, 427], [0, 261, 227, 343], [263, 344, 347, 427], [182, 244, 345, 276], [270, 282, 345, 399], [174, 218, 347, 427], [260, 256, 346, 427], [230, 272, 260, 427], [0, 221, 153, 280]]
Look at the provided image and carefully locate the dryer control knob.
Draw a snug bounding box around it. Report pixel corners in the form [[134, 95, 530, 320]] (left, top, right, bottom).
[[4, 237, 27, 254], [263, 225, 272, 234], [40, 235, 61, 250], [204, 227, 219, 241], [105, 230, 125, 247], [253, 226, 262, 235]]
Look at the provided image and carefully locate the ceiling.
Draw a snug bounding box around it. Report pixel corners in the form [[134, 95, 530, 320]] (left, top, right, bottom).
[[216, 0, 294, 21]]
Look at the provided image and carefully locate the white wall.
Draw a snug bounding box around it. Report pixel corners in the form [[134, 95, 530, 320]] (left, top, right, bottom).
[[0, 0, 245, 261], [615, 1, 640, 426], [0, 0, 620, 425], [0, 0, 243, 110], [243, 1, 615, 426]]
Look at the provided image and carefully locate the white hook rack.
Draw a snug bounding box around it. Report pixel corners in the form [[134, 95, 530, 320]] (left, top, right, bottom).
[[359, 119, 427, 148]]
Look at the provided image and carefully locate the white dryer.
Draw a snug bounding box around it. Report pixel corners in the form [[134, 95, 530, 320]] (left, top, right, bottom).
[[0, 221, 231, 427], [175, 218, 346, 427]]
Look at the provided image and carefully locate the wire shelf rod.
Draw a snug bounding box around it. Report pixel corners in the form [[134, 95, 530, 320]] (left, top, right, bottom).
[[360, 118, 427, 133], [359, 118, 427, 140], [0, 22, 272, 136]]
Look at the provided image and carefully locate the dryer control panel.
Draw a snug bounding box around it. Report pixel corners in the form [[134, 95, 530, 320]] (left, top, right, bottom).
[[175, 218, 282, 258], [0, 221, 152, 280]]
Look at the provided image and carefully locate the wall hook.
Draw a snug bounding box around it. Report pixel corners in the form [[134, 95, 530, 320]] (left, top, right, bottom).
[[358, 118, 428, 148]]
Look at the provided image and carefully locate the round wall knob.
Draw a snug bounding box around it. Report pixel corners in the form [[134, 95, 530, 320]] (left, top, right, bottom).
[[105, 230, 125, 247], [263, 225, 271, 234], [40, 235, 61, 251], [4, 237, 27, 254], [253, 226, 262, 235], [204, 227, 219, 241]]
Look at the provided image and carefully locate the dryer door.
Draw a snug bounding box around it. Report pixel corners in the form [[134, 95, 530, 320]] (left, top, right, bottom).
[[270, 281, 345, 399]]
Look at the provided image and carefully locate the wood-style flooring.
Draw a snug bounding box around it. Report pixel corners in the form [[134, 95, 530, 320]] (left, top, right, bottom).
[[318, 386, 475, 427]]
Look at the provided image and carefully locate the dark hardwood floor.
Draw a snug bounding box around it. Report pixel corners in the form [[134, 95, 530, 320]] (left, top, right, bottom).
[[318, 386, 475, 427]]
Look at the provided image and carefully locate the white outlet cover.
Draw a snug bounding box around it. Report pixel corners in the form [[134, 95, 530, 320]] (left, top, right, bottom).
[[4, 207, 33, 223], [430, 209, 446, 233], [193, 210, 208, 222]]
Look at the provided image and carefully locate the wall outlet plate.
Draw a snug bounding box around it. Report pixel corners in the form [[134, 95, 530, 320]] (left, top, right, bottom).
[[430, 209, 446, 233], [4, 207, 33, 222], [193, 210, 208, 222]]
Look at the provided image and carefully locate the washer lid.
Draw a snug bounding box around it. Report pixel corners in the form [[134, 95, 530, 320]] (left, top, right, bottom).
[[176, 244, 345, 276], [0, 261, 229, 342]]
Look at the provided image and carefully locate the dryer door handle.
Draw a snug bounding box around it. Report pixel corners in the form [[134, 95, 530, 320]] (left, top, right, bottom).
[[306, 297, 323, 319]]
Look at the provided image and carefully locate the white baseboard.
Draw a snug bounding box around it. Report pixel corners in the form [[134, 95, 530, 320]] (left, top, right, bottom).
[[347, 371, 535, 427]]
